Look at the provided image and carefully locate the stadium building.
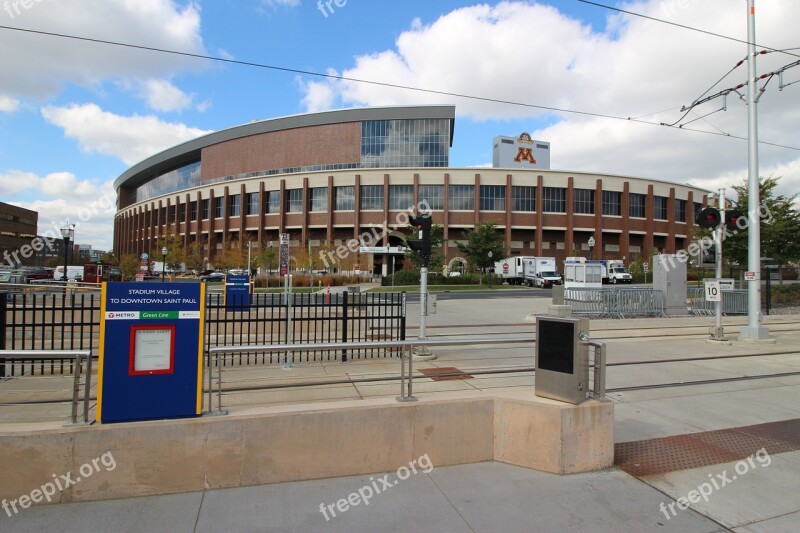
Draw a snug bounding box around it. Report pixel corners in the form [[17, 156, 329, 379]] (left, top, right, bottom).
[[113, 105, 710, 275]]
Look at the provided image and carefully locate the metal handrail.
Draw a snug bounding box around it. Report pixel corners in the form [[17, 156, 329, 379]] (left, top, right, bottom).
[[208, 336, 537, 409], [0, 349, 93, 426]]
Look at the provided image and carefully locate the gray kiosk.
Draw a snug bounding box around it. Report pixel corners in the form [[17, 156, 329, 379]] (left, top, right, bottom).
[[535, 316, 603, 404]]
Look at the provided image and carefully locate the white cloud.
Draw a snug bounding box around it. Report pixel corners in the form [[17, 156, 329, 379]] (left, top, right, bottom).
[[41, 103, 212, 166], [140, 79, 194, 112], [300, 0, 800, 190], [0, 95, 20, 112], [0, 171, 117, 249], [0, 0, 206, 102]]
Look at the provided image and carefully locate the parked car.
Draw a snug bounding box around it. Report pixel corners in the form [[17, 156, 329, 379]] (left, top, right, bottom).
[[200, 272, 226, 282]]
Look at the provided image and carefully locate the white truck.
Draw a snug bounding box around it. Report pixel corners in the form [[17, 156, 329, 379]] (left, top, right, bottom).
[[601, 259, 633, 284], [522, 257, 562, 288], [494, 256, 533, 285]]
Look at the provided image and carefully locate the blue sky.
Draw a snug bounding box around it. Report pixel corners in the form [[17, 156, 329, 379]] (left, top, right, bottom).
[[1, 0, 799, 250]]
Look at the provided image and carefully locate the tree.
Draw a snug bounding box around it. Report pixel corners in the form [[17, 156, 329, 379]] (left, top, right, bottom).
[[183, 242, 204, 274], [725, 176, 800, 268], [253, 243, 277, 274], [403, 223, 444, 270], [455, 223, 505, 273], [100, 251, 118, 265], [119, 254, 140, 281], [151, 235, 186, 276]]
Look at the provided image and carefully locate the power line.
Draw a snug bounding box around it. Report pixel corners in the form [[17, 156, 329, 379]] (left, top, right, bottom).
[[0, 24, 798, 152], [575, 0, 800, 60]]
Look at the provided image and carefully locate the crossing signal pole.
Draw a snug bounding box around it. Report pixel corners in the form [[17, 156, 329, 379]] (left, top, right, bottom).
[[408, 214, 435, 359]]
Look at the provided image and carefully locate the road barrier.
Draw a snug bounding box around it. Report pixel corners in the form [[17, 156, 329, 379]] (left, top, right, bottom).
[[565, 288, 666, 319], [688, 288, 749, 316]]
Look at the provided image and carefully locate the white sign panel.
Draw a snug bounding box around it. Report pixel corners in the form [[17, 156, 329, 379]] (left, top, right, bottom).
[[745, 271, 759, 281], [719, 278, 735, 291], [704, 280, 721, 302], [133, 328, 173, 372]]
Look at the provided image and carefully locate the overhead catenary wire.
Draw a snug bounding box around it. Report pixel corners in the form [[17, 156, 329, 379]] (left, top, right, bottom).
[[575, 0, 800, 60], [0, 23, 798, 152]]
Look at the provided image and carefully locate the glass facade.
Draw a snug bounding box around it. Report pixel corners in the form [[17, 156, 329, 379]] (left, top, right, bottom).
[[448, 185, 474, 210], [512, 186, 535, 212], [135, 161, 201, 203], [629, 193, 646, 218], [287, 189, 303, 213], [419, 185, 444, 210], [542, 187, 566, 213], [389, 185, 413, 210], [653, 196, 667, 220], [229, 194, 241, 217], [361, 119, 450, 168], [247, 192, 259, 215], [573, 189, 594, 215], [266, 191, 280, 214], [480, 185, 506, 211], [675, 199, 686, 223], [360, 185, 384, 210], [335, 186, 355, 211], [602, 191, 621, 216], [309, 187, 328, 212]]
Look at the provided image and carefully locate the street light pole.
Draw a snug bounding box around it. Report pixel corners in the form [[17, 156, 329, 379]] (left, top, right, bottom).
[[60, 224, 74, 282], [588, 235, 596, 260], [161, 246, 168, 283], [488, 251, 493, 288], [268, 241, 273, 288]]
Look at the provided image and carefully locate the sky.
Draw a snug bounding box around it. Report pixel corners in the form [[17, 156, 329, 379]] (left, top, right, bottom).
[[1, 0, 799, 251]]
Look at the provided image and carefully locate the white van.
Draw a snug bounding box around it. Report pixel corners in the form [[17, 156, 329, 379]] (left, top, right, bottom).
[[53, 266, 84, 281]]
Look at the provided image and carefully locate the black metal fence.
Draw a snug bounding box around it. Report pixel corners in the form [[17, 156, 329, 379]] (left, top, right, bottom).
[[0, 292, 100, 376], [0, 290, 406, 375], [207, 291, 406, 365]]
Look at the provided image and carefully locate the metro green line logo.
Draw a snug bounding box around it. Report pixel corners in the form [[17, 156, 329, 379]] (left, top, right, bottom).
[[140, 311, 179, 320]]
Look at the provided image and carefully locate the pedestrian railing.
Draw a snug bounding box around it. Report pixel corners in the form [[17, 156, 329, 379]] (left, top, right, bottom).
[[0, 349, 93, 426], [207, 335, 607, 413], [688, 288, 749, 316], [565, 288, 666, 318], [0, 289, 406, 375]]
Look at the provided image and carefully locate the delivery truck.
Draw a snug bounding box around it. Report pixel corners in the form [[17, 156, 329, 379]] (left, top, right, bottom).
[[522, 257, 562, 288], [494, 256, 534, 285]]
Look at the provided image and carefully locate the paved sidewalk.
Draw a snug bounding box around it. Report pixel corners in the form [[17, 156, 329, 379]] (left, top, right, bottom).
[[1, 298, 799, 531]]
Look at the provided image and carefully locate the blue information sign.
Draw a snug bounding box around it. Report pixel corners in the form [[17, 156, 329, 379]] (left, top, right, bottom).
[[225, 274, 251, 311], [97, 282, 205, 423]]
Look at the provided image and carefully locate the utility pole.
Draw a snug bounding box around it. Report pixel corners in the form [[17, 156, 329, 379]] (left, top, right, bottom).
[[740, 0, 773, 342]]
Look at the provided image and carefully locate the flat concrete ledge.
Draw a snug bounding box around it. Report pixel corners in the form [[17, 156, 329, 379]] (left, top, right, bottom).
[[0, 388, 613, 505]]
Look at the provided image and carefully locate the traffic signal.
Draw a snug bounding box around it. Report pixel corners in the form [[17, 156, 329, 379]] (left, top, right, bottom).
[[408, 214, 432, 268], [724, 210, 744, 232], [696, 207, 721, 229]]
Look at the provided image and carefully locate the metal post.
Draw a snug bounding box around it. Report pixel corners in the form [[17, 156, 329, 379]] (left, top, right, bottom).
[[284, 274, 293, 369], [413, 266, 434, 358], [765, 267, 771, 315], [712, 189, 727, 341], [0, 294, 6, 378], [740, 0, 772, 341]]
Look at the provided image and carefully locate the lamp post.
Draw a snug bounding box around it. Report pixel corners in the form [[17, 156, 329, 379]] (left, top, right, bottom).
[[488, 251, 493, 288], [588, 236, 595, 260], [60, 224, 74, 282], [268, 241, 274, 288], [161, 246, 168, 283]]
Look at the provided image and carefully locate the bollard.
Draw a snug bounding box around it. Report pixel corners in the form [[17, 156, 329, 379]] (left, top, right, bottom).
[[325, 282, 331, 305]]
